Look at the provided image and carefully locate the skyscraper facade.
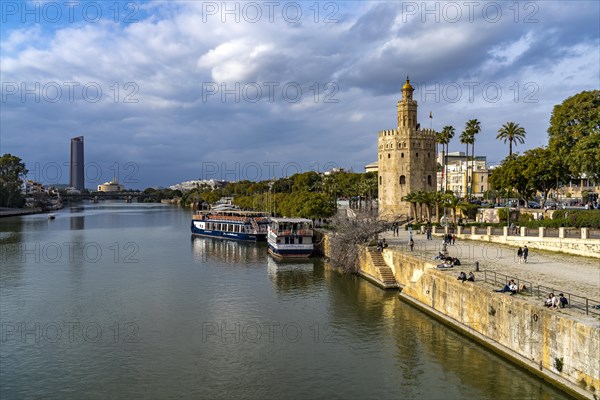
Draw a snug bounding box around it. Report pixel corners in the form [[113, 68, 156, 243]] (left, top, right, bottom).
[[70, 136, 85, 191]]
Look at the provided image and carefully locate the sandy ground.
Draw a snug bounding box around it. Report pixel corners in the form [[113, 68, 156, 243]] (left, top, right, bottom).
[[380, 229, 600, 322]]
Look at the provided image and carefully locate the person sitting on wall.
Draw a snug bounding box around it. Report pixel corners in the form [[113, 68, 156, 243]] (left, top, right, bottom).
[[457, 271, 467, 282], [545, 293, 559, 308], [382, 238, 388, 249], [495, 280, 517, 294], [377, 240, 383, 252], [452, 258, 461, 266], [437, 259, 454, 269], [467, 272, 475, 282], [558, 293, 569, 308]]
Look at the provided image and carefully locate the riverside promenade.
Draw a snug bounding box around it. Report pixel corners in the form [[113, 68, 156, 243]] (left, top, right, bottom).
[[380, 228, 600, 321]]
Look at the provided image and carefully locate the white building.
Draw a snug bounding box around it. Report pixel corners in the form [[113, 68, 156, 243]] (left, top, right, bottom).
[[98, 178, 124, 192]]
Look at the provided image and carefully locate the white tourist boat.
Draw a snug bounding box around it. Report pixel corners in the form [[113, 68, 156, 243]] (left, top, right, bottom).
[[267, 218, 314, 259]]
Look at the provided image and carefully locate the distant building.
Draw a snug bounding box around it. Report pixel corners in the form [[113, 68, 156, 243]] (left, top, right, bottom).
[[364, 162, 378, 173], [169, 179, 225, 191], [98, 178, 124, 192], [437, 152, 490, 197], [323, 167, 346, 175], [22, 180, 44, 194], [70, 136, 85, 191]]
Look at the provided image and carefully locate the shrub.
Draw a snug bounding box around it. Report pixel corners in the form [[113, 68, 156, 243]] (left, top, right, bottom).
[[553, 210, 600, 228]]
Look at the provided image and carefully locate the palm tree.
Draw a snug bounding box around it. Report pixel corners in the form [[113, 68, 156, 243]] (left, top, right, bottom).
[[401, 192, 419, 221], [440, 125, 455, 192], [443, 194, 469, 225], [459, 128, 474, 198], [497, 122, 526, 157], [465, 119, 481, 198]]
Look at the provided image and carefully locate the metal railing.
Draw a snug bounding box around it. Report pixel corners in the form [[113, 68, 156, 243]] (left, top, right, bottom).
[[483, 270, 600, 316], [483, 270, 533, 297]]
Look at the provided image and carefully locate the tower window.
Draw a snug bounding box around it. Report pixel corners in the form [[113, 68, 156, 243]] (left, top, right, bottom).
[[379, 176, 382, 185], [379, 154, 382, 160], [400, 175, 406, 185], [416, 153, 419, 158], [388, 153, 391, 158], [428, 175, 432, 185], [427, 153, 430, 158], [401, 153, 404, 158]]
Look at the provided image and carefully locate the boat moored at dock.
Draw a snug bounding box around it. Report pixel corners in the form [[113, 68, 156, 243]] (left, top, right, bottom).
[[267, 217, 314, 259], [191, 206, 269, 241]]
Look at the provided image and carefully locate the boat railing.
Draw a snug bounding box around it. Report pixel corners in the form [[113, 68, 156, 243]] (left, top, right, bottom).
[[275, 229, 313, 236]]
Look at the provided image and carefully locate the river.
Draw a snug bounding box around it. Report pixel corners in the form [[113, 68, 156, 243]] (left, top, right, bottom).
[[0, 203, 571, 399]]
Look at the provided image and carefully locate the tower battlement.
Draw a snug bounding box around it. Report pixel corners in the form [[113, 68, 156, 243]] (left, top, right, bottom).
[[378, 129, 399, 137], [416, 128, 437, 137]]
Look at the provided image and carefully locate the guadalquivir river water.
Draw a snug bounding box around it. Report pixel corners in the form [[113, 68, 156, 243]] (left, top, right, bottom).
[[1, 203, 571, 400]]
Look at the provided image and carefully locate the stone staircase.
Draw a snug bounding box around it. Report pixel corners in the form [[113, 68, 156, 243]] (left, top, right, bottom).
[[367, 248, 398, 289]]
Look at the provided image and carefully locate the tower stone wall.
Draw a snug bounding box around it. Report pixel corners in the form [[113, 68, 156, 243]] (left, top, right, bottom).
[[378, 79, 437, 220]]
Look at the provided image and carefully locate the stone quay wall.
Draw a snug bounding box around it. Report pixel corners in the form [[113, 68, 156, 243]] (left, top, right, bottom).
[[377, 248, 599, 400]]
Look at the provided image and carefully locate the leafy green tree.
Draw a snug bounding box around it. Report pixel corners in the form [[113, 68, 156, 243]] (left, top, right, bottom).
[[0, 154, 28, 208], [489, 156, 532, 203], [497, 122, 526, 157], [520, 148, 569, 207], [548, 90, 600, 179]]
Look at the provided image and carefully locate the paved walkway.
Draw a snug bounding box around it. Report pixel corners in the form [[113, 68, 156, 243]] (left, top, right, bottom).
[[381, 229, 600, 321]]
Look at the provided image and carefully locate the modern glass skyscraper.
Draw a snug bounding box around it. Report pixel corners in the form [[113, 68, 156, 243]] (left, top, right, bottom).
[[70, 136, 84, 191]]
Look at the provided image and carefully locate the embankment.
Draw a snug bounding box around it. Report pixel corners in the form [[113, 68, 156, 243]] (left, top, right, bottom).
[[379, 248, 599, 400]]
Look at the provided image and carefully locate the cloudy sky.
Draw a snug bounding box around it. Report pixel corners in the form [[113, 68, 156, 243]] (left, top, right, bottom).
[[1, 0, 598, 189]]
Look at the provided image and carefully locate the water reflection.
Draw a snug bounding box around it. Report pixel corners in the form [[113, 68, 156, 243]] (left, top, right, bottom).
[[191, 236, 263, 264], [267, 256, 323, 293]]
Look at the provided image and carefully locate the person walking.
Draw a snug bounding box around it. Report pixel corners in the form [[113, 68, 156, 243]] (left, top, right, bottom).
[[523, 245, 529, 263], [409, 238, 414, 251], [517, 247, 523, 263]]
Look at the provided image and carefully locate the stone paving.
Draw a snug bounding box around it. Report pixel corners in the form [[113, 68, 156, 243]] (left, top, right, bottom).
[[380, 228, 600, 322]]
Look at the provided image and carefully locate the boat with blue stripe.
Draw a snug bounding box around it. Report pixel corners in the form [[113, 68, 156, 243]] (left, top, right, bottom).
[[267, 218, 314, 259], [191, 206, 269, 241]]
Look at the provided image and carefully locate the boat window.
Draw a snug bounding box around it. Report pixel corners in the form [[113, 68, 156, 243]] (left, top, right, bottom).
[[298, 237, 303, 244]]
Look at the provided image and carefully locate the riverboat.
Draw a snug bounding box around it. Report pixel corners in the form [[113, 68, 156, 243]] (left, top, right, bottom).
[[191, 206, 269, 241], [267, 217, 314, 259]]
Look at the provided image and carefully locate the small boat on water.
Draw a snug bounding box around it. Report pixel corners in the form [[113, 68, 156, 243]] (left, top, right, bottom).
[[267, 217, 314, 259], [47, 213, 56, 220], [191, 206, 269, 241]]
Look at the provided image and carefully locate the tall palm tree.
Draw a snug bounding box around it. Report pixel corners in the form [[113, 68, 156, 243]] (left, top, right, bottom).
[[459, 128, 474, 198], [497, 122, 526, 157], [401, 192, 419, 221], [439, 125, 455, 192], [465, 119, 481, 198]]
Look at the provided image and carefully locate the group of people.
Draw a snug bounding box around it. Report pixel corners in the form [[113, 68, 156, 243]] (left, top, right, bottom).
[[376, 239, 388, 252], [391, 223, 400, 236], [443, 233, 456, 245], [457, 271, 475, 282], [435, 254, 461, 269], [545, 293, 569, 308], [516, 245, 529, 263]]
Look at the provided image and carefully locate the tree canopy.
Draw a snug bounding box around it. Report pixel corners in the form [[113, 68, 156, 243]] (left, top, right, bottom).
[[548, 90, 600, 179], [0, 154, 28, 208]]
